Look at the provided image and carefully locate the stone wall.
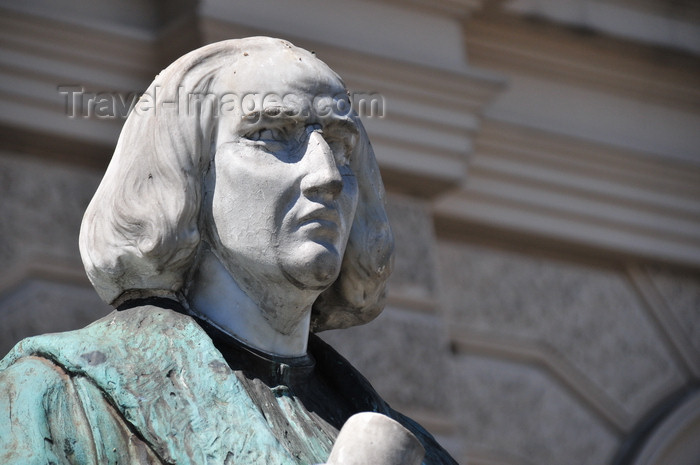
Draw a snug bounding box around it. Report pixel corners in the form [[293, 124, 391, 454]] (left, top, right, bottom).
[[1, 1, 699, 464], [0, 154, 111, 356]]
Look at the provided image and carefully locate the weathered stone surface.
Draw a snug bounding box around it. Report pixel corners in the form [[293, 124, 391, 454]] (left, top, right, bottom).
[[0, 278, 111, 357], [452, 354, 618, 465], [0, 153, 101, 270], [385, 194, 436, 301], [321, 306, 455, 415], [436, 241, 685, 418], [645, 266, 700, 357]]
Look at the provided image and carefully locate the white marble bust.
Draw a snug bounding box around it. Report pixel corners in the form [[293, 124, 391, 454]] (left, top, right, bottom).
[[26, 37, 456, 464], [79, 37, 394, 357], [1, 37, 458, 465]]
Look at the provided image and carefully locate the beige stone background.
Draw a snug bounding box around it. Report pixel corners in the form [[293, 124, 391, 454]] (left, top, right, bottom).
[[1, 1, 699, 464]]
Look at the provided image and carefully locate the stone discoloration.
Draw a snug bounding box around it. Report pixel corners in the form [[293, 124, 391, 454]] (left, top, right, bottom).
[[80, 351, 106, 366]]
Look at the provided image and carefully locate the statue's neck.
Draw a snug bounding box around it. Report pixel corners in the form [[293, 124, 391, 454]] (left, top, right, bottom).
[[185, 247, 315, 357]]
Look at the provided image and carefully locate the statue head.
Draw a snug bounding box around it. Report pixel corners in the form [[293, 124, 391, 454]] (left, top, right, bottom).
[[79, 37, 394, 332]]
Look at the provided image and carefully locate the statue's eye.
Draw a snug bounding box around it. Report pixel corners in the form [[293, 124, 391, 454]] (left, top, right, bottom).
[[326, 139, 350, 167], [327, 132, 357, 167]]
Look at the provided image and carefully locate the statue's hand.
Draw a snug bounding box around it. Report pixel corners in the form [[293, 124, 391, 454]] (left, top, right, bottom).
[[324, 412, 425, 465]]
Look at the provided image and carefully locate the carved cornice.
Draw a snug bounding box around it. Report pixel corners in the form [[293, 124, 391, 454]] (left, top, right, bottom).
[[604, 0, 700, 22], [450, 329, 633, 432], [0, 7, 199, 158], [463, 11, 700, 112], [0, 254, 91, 297], [377, 0, 483, 17], [0, 8, 145, 146], [434, 120, 700, 269], [626, 266, 700, 378]]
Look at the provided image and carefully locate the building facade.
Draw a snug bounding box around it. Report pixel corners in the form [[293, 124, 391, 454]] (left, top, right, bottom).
[[1, 1, 699, 463]]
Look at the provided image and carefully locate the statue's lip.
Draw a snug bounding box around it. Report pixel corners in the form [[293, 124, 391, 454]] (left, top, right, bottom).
[[297, 207, 340, 227]]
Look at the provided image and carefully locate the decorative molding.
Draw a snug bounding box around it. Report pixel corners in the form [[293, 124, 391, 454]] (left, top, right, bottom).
[[0, 7, 198, 153], [434, 120, 700, 269], [385, 291, 438, 314], [626, 266, 700, 378], [501, 0, 700, 56], [631, 390, 700, 465], [379, 0, 483, 17], [451, 329, 633, 433], [199, 0, 475, 72], [594, 0, 700, 23], [0, 8, 156, 89], [0, 254, 92, 299], [463, 11, 700, 112]]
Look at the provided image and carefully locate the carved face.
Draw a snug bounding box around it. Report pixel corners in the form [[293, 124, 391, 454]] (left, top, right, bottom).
[[203, 48, 360, 301]]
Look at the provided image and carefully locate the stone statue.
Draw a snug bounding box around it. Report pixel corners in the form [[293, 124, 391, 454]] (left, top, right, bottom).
[[0, 37, 457, 465]]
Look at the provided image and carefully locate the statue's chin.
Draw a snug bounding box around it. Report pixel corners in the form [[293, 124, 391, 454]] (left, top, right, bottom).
[[279, 241, 343, 291]]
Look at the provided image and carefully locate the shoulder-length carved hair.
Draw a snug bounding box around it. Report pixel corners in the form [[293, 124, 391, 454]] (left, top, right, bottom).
[[79, 37, 393, 332]]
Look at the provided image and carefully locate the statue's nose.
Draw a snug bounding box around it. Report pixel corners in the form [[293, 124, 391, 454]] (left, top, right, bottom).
[[300, 131, 343, 200]]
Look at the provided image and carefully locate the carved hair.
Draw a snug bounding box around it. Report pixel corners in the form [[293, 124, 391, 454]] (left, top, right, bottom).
[[79, 37, 393, 332]]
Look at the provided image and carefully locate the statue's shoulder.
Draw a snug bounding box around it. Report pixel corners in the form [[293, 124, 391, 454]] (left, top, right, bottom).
[[0, 306, 288, 465], [1, 306, 208, 372], [0, 307, 201, 465]]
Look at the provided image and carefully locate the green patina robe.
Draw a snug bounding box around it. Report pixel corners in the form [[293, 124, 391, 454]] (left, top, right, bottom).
[[0, 305, 457, 465]]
